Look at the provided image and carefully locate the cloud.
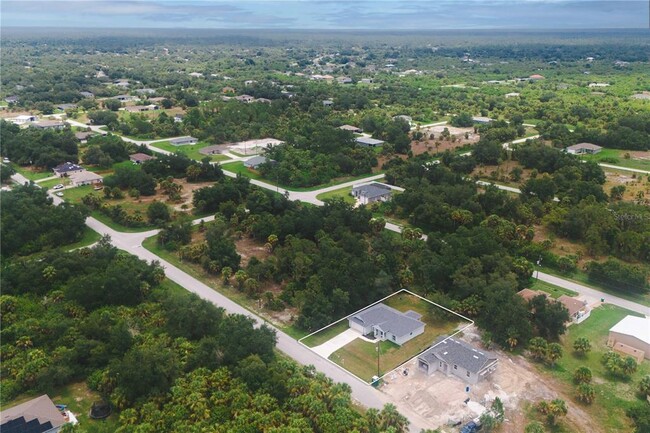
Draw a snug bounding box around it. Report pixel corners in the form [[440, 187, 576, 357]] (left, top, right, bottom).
[[1, 0, 647, 28]]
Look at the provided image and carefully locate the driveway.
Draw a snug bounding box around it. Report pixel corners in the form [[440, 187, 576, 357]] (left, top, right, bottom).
[[311, 328, 362, 359]]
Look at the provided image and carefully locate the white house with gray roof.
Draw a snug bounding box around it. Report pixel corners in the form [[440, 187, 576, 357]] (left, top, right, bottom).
[[351, 182, 393, 205], [417, 337, 498, 384], [355, 136, 385, 148], [348, 303, 425, 346]]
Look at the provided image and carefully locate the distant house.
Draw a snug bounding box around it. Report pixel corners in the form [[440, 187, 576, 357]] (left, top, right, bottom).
[[56, 103, 77, 111], [114, 79, 130, 87], [393, 115, 413, 124], [74, 131, 94, 143], [169, 136, 198, 146], [256, 98, 272, 104], [173, 114, 184, 123], [360, 78, 373, 84], [5, 95, 19, 104], [53, 162, 84, 177], [10, 115, 37, 124], [322, 100, 334, 107], [244, 80, 257, 86], [588, 83, 610, 88], [417, 337, 498, 384], [69, 171, 103, 187], [113, 95, 138, 102], [0, 394, 66, 433], [351, 182, 393, 205], [566, 143, 602, 155], [516, 288, 549, 302], [607, 315, 650, 362], [31, 120, 66, 130], [235, 95, 255, 103], [557, 295, 591, 325], [244, 155, 274, 170], [348, 303, 425, 346], [505, 92, 520, 98], [631, 92, 650, 100], [355, 137, 385, 148], [135, 88, 156, 94], [79, 91, 95, 98], [222, 86, 235, 94], [123, 104, 159, 113], [337, 76, 353, 84], [472, 116, 493, 124], [339, 124, 362, 134], [529, 74, 545, 80], [129, 153, 155, 164], [188, 72, 204, 78]]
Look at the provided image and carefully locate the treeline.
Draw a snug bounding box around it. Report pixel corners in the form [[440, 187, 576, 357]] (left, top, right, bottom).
[[1, 185, 88, 257], [0, 120, 78, 169], [573, 113, 650, 151]]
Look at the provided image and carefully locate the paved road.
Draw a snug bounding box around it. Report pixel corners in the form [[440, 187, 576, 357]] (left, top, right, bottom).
[[598, 163, 650, 175], [537, 271, 649, 316]]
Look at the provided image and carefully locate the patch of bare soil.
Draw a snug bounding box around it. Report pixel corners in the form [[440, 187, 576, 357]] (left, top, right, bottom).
[[380, 326, 602, 433], [235, 236, 271, 268]]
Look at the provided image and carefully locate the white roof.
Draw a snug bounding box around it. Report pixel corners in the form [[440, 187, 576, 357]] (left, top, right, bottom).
[[609, 315, 650, 345]]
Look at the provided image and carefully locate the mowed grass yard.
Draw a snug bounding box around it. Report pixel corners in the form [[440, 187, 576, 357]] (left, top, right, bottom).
[[536, 304, 649, 432], [582, 148, 650, 171], [329, 292, 466, 382], [148, 140, 230, 162], [316, 187, 355, 204]]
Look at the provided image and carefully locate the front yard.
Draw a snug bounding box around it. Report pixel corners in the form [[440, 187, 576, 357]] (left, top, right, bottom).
[[148, 140, 231, 162]]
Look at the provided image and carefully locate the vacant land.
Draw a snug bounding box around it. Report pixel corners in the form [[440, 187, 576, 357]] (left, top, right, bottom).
[[328, 292, 468, 382], [530, 278, 579, 299], [148, 140, 231, 162], [582, 148, 650, 171]]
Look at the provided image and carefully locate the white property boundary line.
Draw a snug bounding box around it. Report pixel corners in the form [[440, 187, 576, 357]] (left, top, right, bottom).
[[298, 288, 474, 385]]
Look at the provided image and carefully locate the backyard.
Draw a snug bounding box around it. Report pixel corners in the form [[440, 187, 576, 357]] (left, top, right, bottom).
[[581, 148, 650, 172]]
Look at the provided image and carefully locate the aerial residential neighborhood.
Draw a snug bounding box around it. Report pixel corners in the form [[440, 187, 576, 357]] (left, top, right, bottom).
[[1, 3, 649, 433]]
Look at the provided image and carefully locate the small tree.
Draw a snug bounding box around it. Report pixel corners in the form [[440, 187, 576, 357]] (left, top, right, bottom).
[[234, 270, 248, 291], [538, 398, 568, 426], [639, 375, 650, 398], [221, 266, 233, 286], [573, 337, 592, 356], [573, 366, 592, 384], [575, 383, 596, 404], [147, 201, 171, 225], [529, 337, 549, 361], [546, 342, 563, 366], [524, 421, 545, 433]]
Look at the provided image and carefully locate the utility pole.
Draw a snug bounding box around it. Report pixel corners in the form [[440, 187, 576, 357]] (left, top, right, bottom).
[[376, 343, 380, 377]]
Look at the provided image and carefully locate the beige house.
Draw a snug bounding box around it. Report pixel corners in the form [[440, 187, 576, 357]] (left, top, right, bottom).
[[557, 295, 591, 325], [607, 315, 650, 362]]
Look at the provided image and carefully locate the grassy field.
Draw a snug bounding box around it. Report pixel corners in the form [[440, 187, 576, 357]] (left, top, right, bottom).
[[316, 187, 355, 204], [530, 278, 579, 299], [329, 292, 466, 382], [222, 161, 382, 192], [148, 140, 230, 162], [11, 164, 53, 181], [66, 226, 102, 250], [534, 304, 649, 433], [581, 148, 650, 172], [4, 382, 119, 433]]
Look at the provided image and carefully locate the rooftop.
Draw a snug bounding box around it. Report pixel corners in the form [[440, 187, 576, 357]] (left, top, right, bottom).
[[609, 315, 650, 345], [419, 337, 497, 374], [0, 395, 65, 433], [350, 303, 424, 338], [557, 295, 587, 316], [352, 182, 393, 200], [129, 153, 155, 162], [355, 136, 385, 146], [567, 142, 602, 151]]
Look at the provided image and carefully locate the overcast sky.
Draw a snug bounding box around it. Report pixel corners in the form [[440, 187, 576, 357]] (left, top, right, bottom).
[[2, 0, 648, 29]]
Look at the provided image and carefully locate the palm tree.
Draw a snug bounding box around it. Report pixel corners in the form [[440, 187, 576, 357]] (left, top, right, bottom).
[[528, 337, 548, 361], [524, 421, 545, 433], [379, 404, 408, 433], [573, 337, 592, 355], [221, 266, 233, 285], [573, 366, 592, 384], [575, 383, 596, 404], [639, 375, 650, 398], [546, 343, 563, 366], [622, 356, 638, 376]]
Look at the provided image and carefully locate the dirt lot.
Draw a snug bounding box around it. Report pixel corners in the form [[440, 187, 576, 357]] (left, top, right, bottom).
[[603, 170, 649, 204], [380, 326, 601, 433]]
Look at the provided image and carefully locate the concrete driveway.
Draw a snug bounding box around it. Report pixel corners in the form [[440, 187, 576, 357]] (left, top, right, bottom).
[[312, 328, 362, 359]]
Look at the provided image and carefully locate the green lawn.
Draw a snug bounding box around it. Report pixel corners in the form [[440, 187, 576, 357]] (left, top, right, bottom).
[[148, 140, 230, 162], [530, 278, 579, 299], [581, 148, 650, 172], [302, 321, 350, 347], [11, 164, 53, 181], [4, 382, 119, 433], [316, 187, 355, 204], [39, 177, 68, 189], [534, 304, 648, 433], [221, 161, 382, 192], [329, 292, 466, 382], [66, 226, 102, 251]]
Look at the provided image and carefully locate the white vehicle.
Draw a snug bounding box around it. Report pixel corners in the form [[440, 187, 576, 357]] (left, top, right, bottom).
[[2, 157, 10, 163], [53, 184, 64, 190], [55, 192, 64, 197]]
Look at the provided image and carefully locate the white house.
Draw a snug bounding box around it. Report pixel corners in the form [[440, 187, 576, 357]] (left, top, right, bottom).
[[10, 115, 37, 125], [566, 143, 602, 155], [351, 182, 393, 205], [348, 303, 425, 346]]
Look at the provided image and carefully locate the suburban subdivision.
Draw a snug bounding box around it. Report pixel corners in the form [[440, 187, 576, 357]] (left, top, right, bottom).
[[1, 14, 649, 433]]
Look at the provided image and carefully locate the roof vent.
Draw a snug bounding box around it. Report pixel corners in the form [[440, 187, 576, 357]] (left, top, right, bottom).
[[473, 355, 479, 359], [443, 351, 448, 355]]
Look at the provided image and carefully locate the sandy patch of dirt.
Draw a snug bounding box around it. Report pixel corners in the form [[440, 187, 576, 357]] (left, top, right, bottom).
[[235, 236, 271, 268], [380, 327, 602, 433]]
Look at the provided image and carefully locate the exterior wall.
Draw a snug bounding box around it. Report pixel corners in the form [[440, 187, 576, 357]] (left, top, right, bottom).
[[56, 169, 84, 178], [417, 357, 496, 384], [572, 308, 591, 324], [608, 332, 650, 360], [392, 325, 425, 346], [348, 319, 370, 335]]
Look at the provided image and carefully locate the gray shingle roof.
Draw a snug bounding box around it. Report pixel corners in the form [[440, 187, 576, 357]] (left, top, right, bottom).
[[418, 337, 497, 374], [352, 183, 392, 200], [350, 303, 424, 338], [355, 137, 385, 146], [244, 155, 270, 168]]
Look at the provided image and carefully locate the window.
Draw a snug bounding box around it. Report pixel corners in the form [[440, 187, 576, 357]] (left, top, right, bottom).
[[392, 335, 396, 341], [454, 365, 457, 370], [439, 362, 443, 367], [466, 371, 470, 377]]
